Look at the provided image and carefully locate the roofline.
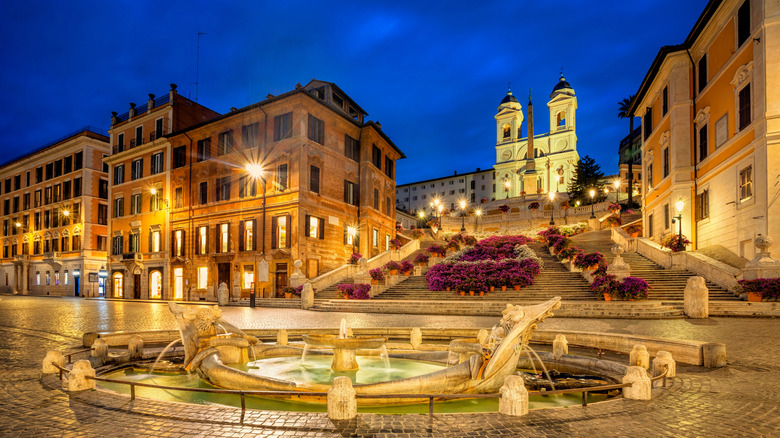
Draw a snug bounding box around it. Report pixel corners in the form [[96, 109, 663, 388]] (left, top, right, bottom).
[[315, 80, 369, 116], [0, 127, 108, 171], [397, 168, 493, 187], [627, 0, 723, 116], [167, 86, 405, 160]]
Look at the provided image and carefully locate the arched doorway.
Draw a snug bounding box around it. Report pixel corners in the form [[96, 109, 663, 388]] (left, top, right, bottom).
[[112, 272, 123, 298], [149, 270, 162, 299]]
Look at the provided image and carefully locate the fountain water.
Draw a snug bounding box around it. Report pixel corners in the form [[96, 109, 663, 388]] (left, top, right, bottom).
[[525, 344, 556, 391], [339, 318, 348, 339], [149, 338, 182, 372]]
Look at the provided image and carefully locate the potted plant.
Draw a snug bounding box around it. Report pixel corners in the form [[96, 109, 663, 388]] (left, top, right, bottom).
[[557, 246, 583, 262], [573, 252, 605, 270], [389, 238, 402, 250], [738, 278, 780, 302], [604, 215, 623, 227], [625, 223, 642, 238], [608, 202, 621, 214], [399, 260, 414, 276], [281, 286, 296, 299], [413, 253, 430, 266], [369, 268, 385, 285], [620, 277, 650, 300], [446, 240, 460, 252], [528, 202, 540, 211], [590, 274, 620, 301], [410, 229, 424, 240], [661, 234, 691, 252], [498, 204, 510, 214], [351, 284, 372, 300], [337, 284, 354, 300], [464, 235, 477, 246], [348, 253, 362, 265], [426, 244, 447, 258], [384, 260, 401, 275], [560, 200, 569, 210], [519, 190, 526, 197]]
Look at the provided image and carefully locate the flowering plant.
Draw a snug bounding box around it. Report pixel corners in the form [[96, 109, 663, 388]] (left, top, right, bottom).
[[557, 246, 583, 261], [413, 253, 430, 264], [464, 235, 477, 245], [426, 219, 440, 229], [389, 238, 402, 250], [410, 229, 424, 239], [590, 274, 620, 297], [384, 260, 401, 271], [426, 244, 447, 257], [738, 278, 780, 300], [399, 260, 414, 274], [604, 215, 623, 227], [538, 226, 560, 242], [281, 286, 297, 296], [661, 234, 690, 252], [337, 283, 372, 299], [348, 253, 362, 264], [536, 188, 544, 194], [519, 191, 526, 197], [552, 237, 572, 253], [498, 205, 510, 213], [528, 202, 540, 211], [608, 202, 621, 213], [625, 223, 642, 234], [369, 268, 385, 282], [560, 200, 569, 210], [446, 240, 461, 251], [546, 234, 566, 248], [450, 233, 465, 243], [620, 277, 650, 300], [625, 209, 635, 214], [481, 198, 488, 204], [573, 252, 605, 269], [395, 222, 402, 231]]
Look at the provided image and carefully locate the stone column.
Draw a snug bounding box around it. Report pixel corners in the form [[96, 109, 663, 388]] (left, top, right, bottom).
[[607, 244, 630, 281], [629, 344, 649, 369], [288, 260, 307, 288], [327, 376, 357, 420], [22, 263, 29, 295], [683, 276, 708, 318], [67, 360, 96, 391], [217, 282, 229, 306], [622, 366, 651, 400], [499, 375, 529, 416]]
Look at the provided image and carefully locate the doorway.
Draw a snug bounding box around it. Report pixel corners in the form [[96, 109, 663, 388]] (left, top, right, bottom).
[[133, 273, 141, 299], [217, 263, 230, 291], [74, 277, 80, 297], [274, 263, 288, 298]]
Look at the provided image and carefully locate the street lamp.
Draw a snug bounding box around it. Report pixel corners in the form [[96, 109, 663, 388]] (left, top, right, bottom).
[[674, 198, 685, 251], [503, 178, 511, 199], [347, 226, 357, 254], [245, 162, 267, 304], [613, 179, 621, 205], [548, 191, 556, 225], [417, 210, 426, 228], [474, 208, 482, 230], [459, 200, 467, 232], [589, 189, 596, 219]]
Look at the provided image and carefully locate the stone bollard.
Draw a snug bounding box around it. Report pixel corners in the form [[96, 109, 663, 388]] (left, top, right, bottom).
[[301, 282, 314, 310], [67, 360, 96, 391], [128, 335, 144, 359], [288, 260, 307, 288], [217, 282, 229, 306], [477, 329, 489, 345], [629, 344, 649, 369], [499, 375, 529, 416], [410, 328, 422, 349], [652, 351, 676, 387], [42, 350, 65, 374], [91, 338, 108, 360], [553, 335, 568, 360], [683, 276, 709, 318], [703, 343, 727, 368], [327, 376, 357, 420], [622, 366, 652, 400], [277, 329, 288, 346]]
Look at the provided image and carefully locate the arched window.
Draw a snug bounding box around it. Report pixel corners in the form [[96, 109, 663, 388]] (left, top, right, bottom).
[[557, 112, 566, 127], [149, 270, 162, 299], [112, 272, 123, 298], [502, 124, 511, 138]]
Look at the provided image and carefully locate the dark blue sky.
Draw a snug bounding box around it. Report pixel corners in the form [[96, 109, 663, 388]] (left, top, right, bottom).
[[0, 1, 705, 184]]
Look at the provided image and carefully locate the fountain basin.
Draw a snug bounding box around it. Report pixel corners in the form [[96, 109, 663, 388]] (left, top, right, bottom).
[[301, 334, 387, 372]]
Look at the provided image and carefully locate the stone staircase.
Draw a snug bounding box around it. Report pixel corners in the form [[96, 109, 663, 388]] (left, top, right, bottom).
[[571, 230, 738, 301]]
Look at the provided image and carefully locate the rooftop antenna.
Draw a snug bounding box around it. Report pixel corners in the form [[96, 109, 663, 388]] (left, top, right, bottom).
[[195, 32, 207, 102]]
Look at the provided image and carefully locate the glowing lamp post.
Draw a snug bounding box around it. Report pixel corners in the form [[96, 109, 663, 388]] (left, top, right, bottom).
[[613, 179, 621, 205], [347, 226, 357, 254], [674, 198, 685, 251], [417, 210, 426, 229], [548, 191, 556, 225], [589, 189, 596, 219], [474, 208, 482, 230], [459, 200, 467, 232], [503, 179, 511, 199], [245, 162, 267, 305]]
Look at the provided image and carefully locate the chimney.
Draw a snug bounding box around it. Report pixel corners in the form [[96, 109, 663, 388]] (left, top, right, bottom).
[[169, 83, 178, 102], [148, 93, 155, 111], [110, 111, 118, 126], [266, 93, 274, 99], [476, 167, 481, 172], [454, 170, 458, 175], [128, 102, 136, 119], [375, 121, 382, 129]]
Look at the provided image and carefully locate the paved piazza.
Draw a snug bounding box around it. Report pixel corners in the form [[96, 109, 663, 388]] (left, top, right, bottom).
[[1, 296, 779, 437]]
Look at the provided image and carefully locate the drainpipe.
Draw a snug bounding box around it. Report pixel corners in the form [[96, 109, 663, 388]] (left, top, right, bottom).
[[686, 48, 699, 250]]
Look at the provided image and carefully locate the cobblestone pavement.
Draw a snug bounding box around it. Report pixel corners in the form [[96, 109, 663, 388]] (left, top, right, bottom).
[[1, 295, 779, 437]]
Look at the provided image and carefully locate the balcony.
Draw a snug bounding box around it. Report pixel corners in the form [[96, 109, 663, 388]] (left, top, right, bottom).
[[13, 255, 29, 264], [43, 251, 62, 269], [122, 252, 143, 262]]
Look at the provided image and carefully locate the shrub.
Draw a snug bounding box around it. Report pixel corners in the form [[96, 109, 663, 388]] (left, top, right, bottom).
[[399, 260, 414, 274], [552, 237, 572, 253], [620, 277, 650, 300], [573, 252, 605, 269], [498, 205, 510, 213], [738, 278, 780, 300], [410, 229, 424, 239], [348, 253, 362, 264], [557, 246, 583, 261], [351, 284, 372, 299], [384, 260, 401, 271], [528, 202, 540, 210], [546, 234, 565, 248], [281, 286, 297, 296], [413, 253, 430, 264], [389, 238, 402, 250], [538, 226, 560, 242], [661, 234, 691, 252], [369, 268, 385, 282], [293, 285, 303, 296], [625, 223, 643, 234], [450, 233, 465, 243], [464, 235, 477, 245], [427, 244, 447, 257], [337, 284, 353, 296], [446, 240, 461, 251], [590, 274, 620, 297], [608, 202, 621, 213], [604, 215, 623, 227]]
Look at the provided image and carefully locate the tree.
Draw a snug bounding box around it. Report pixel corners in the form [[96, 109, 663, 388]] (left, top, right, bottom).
[[568, 155, 605, 205], [618, 94, 637, 207]]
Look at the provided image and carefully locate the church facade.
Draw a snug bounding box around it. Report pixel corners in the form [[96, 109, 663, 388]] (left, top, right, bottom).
[[493, 76, 580, 200]]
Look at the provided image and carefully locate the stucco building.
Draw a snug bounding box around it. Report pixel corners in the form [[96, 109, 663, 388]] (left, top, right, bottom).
[[395, 168, 495, 217], [629, 0, 779, 258], [0, 127, 111, 296]]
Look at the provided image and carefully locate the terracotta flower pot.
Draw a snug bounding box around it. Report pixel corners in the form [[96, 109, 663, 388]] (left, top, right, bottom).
[[446, 287, 451, 291], [284, 293, 292, 299], [501, 286, 507, 291], [469, 291, 475, 296], [371, 279, 379, 285], [630, 232, 639, 238], [418, 262, 425, 266], [513, 285, 521, 291], [460, 291, 465, 296], [389, 270, 398, 275], [490, 286, 495, 292], [479, 291, 484, 296], [603, 293, 612, 301], [344, 294, 350, 300], [747, 292, 762, 302], [404, 272, 411, 277]]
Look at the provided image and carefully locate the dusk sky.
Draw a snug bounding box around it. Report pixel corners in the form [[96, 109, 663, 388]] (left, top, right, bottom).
[[0, 1, 705, 184]]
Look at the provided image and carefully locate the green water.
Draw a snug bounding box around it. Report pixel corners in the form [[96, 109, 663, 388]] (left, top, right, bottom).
[[98, 356, 608, 414]]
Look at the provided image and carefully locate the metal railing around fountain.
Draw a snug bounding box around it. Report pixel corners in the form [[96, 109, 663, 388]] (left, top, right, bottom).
[[50, 363, 669, 423]]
